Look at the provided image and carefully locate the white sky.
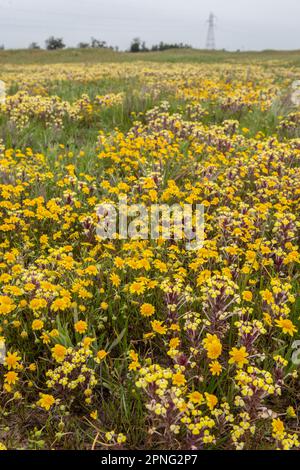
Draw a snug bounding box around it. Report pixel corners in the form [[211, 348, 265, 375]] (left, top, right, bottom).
[[0, 0, 299, 51]]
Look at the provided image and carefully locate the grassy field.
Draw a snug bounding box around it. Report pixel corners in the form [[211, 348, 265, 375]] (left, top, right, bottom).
[[0, 47, 300, 65], [0, 48, 300, 450]]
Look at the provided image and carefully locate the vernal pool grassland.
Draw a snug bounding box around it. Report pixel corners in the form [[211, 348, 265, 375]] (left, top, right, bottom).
[[0, 48, 300, 450]]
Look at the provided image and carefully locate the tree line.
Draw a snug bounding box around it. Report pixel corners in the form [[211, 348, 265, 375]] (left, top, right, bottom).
[[0, 37, 192, 52]]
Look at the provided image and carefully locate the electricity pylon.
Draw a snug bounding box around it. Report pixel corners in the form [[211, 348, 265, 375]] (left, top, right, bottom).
[[206, 12, 216, 50]]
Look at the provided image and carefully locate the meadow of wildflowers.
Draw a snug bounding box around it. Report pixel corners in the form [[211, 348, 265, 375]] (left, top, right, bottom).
[[0, 54, 300, 450]]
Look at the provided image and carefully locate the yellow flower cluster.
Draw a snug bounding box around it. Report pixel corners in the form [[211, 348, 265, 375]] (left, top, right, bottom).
[[1, 91, 123, 129]]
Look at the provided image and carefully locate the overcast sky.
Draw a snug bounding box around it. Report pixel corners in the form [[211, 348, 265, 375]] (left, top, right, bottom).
[[0, 0, 299, 51]]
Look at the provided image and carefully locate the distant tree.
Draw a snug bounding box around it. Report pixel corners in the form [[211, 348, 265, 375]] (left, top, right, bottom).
[[78, 42, 90, 49], [0, 45, 5, 50], [141, 41, 149, 52], [90, 37, 107, 48], [151, 42, 192, 52], [130, 38, 143, 53], [45, 36, 65, 50], [28, 42, 40, 50]]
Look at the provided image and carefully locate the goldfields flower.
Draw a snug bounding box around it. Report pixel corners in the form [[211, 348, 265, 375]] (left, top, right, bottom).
[[151, 320, 167, 335], [169, 337, 180, 349], [4, 352, 21, 370], [188, 391, 204, 404], [229, 347, 249, 368], [275, 318, 297, 336], [90, 410, 98, 420], [242, 291, 253, 302], [140, 303, 155, 317], [96, 349, 108, 362], [74, 320, 88, 334], [29, 298, 47, 311], [32, 319, 44, 331], [205, 393, 218, 410], [272, 418, 285, 438], [110, 273, 121, 287], [51, 296, 71, 312], [82, 337, 95, 349], [50, 329, 59, 338], [172, 372, 186, 386], [0, 296, 16, 315], [37, 393, 56, 411], [4, 371, 18, 385], [51, 344, 67, 362], [260, 290, 274, 304], [209, 361, 222, 376], [128, 361, 140, 371], [203, 334, 222, 360], [129, 282, 146, 295]]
